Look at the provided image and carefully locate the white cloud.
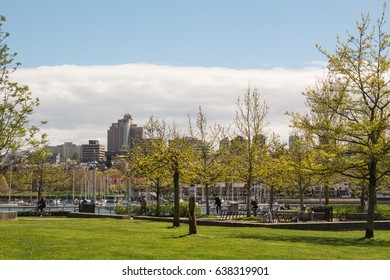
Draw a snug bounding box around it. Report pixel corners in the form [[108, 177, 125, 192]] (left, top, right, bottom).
[[13, 63, 325, 146]]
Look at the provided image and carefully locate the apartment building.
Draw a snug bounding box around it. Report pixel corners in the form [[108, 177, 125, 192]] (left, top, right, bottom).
[[81, 140, 105, 163], [107, 114, 145, 156], [47, 142, 81, 162]]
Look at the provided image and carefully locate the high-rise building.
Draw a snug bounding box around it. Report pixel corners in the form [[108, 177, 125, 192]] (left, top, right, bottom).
[[81, 140, 105, 163], [107, 114, 145, 155], [47, 142, 81, 162]]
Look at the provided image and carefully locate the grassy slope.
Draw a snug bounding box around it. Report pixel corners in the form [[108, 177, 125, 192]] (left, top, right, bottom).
[[0, 218, 389, 260]]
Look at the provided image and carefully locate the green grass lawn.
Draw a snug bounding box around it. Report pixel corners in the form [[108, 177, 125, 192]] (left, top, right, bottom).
[[1, 217, 390, 260]]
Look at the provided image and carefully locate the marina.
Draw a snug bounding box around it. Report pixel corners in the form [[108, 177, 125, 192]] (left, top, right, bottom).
[[0, 204, 117, 215]]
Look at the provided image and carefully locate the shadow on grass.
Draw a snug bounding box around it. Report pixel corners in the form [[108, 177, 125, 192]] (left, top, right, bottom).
[[235, 233, 390, 248], [174, 234, 191, 238], [165, 225, 198, 239]]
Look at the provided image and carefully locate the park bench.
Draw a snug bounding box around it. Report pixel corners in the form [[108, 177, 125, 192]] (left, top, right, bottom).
[[297, 212, 314, 222], [273, 211, 327, 222], [274, 211, 297, 223], [79, 203, 95, 213], [312, 207, 333, 222], [312, 212, 326, 221]]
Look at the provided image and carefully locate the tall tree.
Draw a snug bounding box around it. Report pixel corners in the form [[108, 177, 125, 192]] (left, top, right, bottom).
[[259, 134, 288, 211], [286, 131, 320, 209], [127, 116, 172, 216], [291, 5, 390, 238], [0, 16, 46, 168], [291, 76, 342, 205], [234, 87, 269, 216], [131, 116, 195, 227], [166, 124, 196, 227], [188, 106, 228, 215], [27, 148, 68, 201]]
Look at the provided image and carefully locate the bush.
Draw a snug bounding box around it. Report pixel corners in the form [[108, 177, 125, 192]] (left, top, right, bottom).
[[114, 204, 139, 215], [331, 204, 390, 220], [115, 201, 201, 217], [375, 205, 390, 220], [178, 201, 202, 217], [332, 205, 362, 220]]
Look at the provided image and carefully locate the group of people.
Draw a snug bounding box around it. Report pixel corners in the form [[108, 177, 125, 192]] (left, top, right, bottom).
[[213, 196, 263, 216]]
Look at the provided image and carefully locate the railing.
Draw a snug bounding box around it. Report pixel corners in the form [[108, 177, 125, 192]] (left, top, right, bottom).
[[0, 205, 116, 215]]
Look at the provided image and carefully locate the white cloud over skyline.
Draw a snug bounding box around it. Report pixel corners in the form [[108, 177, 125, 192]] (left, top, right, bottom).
[[13, 63, 326, 146]]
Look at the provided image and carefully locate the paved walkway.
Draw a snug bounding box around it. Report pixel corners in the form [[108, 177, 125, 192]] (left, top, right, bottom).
[[133, 215, 390, 231], [66, 212, 390, 231]]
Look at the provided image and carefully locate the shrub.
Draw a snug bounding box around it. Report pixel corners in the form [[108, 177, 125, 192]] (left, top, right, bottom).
[[331, 204, 390, 221], [115, 201, 201, 217], [375, 205, 390, 220], [332, 205, 362, 220]]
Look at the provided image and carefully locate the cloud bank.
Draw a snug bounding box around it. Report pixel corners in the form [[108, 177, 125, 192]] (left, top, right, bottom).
[[13, 63, 325, 146]]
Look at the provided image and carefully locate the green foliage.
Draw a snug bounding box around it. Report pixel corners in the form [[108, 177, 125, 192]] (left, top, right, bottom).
[[178, 201, 202, 217], [289, 4, 390, 238], [332, 205, 363, 220], [375, 205, 390, 220], [188, 107, 228, 183], [232, 87, 270, 216], [0, 174, 8, 193], [331, 204, 390, 221], [115, 201, 202, 217], [0, 16, 46, 166]]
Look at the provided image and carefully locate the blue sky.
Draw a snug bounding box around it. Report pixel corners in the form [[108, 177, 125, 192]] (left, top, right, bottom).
[[2, 0, 386, 69], [1, 0, 387, 145]]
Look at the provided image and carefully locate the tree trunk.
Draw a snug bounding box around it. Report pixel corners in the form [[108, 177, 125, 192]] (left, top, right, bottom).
[[324, 182, 330, 205], [360, 184, 366, 208], [173, 169, 180, 227], [156, 179, 161, 216], [37, 182, 42, 202], [246, 177, 252, 217], [268, 185, 274, 211], [299, 186, 304, 210], [189, 195, 197, 235], [365, 160, 377, 239], [205, 184, 210, 215], [37, 170, 44, 202]]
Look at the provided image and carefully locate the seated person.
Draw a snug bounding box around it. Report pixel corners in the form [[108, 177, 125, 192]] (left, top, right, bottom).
[[81, 197, 90, 205]]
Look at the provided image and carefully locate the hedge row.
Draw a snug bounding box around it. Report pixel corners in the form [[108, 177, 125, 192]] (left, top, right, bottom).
[[115, 201, 202, 217]]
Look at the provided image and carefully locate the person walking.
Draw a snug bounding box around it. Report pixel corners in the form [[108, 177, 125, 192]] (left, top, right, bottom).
[[140, 193, 147, 215], [37, 197, 46, 212], [214, 196, 222, 214]]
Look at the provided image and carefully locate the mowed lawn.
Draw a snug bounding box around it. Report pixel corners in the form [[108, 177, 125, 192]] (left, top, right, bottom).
[[1, 218, 390, 260]]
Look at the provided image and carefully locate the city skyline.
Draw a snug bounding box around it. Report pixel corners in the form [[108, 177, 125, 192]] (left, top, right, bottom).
[[2, 1, 386, 146]]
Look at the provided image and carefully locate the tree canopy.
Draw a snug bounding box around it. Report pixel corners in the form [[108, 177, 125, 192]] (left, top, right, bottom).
[[290, 5, 390, 238], [0, 16, 46, 168]]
